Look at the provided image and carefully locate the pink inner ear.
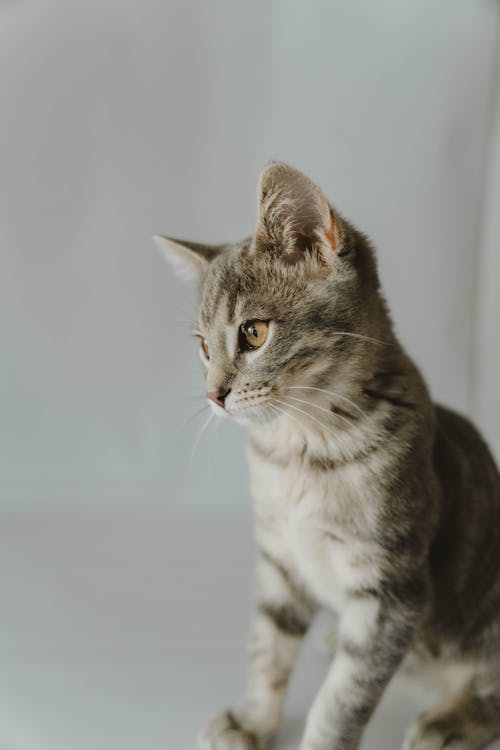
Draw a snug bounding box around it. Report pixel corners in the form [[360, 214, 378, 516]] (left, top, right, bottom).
[[325, 214, 338, 252]]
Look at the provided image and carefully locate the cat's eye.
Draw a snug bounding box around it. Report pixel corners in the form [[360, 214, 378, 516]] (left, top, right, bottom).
[[201, 338, 210, 359], [239, 320, 269, 351]]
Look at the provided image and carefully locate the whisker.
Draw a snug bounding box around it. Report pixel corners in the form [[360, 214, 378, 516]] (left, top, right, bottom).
[[284, 392, 380, 439], [271, 400, 351, 458], [190, 413, 215, 471], [182, 404, 211, 428], [263, 406, 275, 426], [270, 400, 306, 432], [284, 394, 355, 432], [268, 403, 284, 423], [332, 331, 390, 347], [273, 398, 338, 441], [286, 386, 369, 420], [277, 400, 339, 469], [271, 400, 355, 462]]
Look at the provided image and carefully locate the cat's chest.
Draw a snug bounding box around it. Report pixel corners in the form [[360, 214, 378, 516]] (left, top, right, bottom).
[[250, 453, 382, 608]]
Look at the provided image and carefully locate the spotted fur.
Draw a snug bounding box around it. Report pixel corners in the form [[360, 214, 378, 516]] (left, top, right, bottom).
[[157, 163, 500, 750]]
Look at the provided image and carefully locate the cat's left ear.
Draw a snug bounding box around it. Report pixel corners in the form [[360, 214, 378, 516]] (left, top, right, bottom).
[[255, 163, 345, 271], [152, 235, 222, 281]]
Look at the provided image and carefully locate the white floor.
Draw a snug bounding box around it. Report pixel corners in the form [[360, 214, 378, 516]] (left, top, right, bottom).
[[0, 507, 499, 750]]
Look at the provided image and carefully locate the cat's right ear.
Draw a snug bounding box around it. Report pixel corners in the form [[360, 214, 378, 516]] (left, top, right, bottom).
[[254, 163, 346, 274], [152, 235, 221, 282]]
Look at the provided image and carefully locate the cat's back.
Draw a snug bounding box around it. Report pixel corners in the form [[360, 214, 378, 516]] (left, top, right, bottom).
[[433, 404, 500, 500], [428, 404, 500, 644]]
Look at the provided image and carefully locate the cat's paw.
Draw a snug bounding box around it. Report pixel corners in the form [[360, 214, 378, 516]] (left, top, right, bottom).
[[198, 710, 267, 750], [403, 715, 464, 750]]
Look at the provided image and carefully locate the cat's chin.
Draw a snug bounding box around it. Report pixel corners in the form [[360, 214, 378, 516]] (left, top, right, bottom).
[[231, 413, 259, 427], [229, 406, 277, 427]]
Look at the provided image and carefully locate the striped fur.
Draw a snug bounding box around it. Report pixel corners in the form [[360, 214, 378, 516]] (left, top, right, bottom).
[[159, 163, 500, 750]]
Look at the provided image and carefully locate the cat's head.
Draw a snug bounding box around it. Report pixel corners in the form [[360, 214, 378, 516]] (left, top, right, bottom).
[[155, 163, 385, 426]]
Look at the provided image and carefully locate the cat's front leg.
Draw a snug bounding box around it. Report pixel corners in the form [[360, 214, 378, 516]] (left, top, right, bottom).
[[299, 579, 425, 750], [199, 549, 316, 750]]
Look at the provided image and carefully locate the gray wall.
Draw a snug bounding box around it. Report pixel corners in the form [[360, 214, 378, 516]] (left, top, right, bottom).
[[1, 0, 499, 510]]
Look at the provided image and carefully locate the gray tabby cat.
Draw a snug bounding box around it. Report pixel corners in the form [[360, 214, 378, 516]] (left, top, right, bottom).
[[155, 164, 500, 750]]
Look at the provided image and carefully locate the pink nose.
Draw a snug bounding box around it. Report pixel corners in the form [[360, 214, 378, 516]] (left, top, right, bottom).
[[207, 388, 230, 408]]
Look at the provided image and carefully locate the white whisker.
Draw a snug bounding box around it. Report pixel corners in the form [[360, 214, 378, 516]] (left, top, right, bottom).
[[284, 394, 355, 431], [182, 404, 211, 428], [270, 400, 307, 433], [190, 413, 215, 470], [266, 408, 275, 423], [286, 386, 369, 420], [332, 331, 390, 346], [268, 403, 284, 423], [273, 398, 338, 441], [261, 406, 272, 426], [284, 391, 380, 439], [271, 400, 350, 459]]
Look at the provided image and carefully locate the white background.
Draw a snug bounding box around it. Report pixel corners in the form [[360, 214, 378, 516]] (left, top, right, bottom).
[[0, 2, 499, 749]]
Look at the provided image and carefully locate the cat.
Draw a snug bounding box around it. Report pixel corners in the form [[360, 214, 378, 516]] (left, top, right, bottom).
[[154, 163, 500, 750]]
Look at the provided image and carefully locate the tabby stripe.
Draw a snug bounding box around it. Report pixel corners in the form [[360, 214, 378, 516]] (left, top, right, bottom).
[[250, 437, 289, 467], [381, 573, 426, 606], [280, 346, 324, 371], [308, 454, 337, 471], [372, 370, 407, 385], [259, 603, 309, 636], [225, 712, 258, 749], [307, 439, 381, 472], [346, 585, 380, 600], [330, 403, 359, 421], [259, 548, 311, 605], [325, 530, 345, 544], [363, 387, 415, 411], [341, 639, 371, 659], [333, 695, 374, 725]]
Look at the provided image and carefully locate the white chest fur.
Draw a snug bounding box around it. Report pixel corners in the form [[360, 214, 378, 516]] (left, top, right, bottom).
[[249, 445, 383, 612]]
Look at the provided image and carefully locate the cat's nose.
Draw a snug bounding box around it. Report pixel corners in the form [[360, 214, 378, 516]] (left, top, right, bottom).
[[207, 387, 231, 409]]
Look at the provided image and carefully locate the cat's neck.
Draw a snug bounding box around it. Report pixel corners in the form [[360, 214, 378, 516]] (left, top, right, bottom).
[[249, 344, 421, 467]]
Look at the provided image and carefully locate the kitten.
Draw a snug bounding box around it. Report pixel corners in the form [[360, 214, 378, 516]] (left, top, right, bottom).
[[155, 163, 500, 750]]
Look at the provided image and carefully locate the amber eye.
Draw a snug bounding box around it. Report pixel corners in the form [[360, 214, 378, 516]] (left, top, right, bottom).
[[239, 320, 269, 351], [201, 338, 210, 359]]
